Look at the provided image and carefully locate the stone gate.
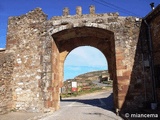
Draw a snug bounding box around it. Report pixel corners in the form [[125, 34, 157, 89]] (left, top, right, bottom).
[[0, 6, 146, 114]]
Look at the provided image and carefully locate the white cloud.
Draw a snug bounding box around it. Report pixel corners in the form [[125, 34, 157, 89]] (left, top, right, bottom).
[[64, 46, 108, 80], [64, 46, 108, 67]]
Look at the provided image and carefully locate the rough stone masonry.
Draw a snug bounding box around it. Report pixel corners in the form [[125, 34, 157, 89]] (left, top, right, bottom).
[[0, 5, 155, 115]]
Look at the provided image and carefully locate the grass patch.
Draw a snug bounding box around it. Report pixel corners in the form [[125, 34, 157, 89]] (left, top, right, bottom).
[[102, 81, 113, 84]]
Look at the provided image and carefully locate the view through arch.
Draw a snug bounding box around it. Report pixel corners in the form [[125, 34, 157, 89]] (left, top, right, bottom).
[[60, 46, 115, 115], [52, 26, 117, 111], [64, 46, 108, 81], [61, 45, 114, 103]]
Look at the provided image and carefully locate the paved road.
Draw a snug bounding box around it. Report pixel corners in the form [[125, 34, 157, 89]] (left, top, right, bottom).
[[42, 91, 123, 120], [92, 79, 112, 87]]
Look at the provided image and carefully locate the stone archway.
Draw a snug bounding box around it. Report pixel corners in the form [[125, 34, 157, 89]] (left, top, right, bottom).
[[51, 26, 117, 111], [3, 8, 141, 114]]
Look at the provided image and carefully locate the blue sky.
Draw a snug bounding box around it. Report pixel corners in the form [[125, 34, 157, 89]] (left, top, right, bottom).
[[0, 0, 159, 48], [0, 0, 159, 80]]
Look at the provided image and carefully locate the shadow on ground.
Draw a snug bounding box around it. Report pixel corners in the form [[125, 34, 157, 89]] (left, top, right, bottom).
[[61, 92, 114, 111]]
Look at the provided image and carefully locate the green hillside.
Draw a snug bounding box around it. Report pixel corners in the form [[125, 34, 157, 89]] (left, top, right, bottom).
[[61, 70, 112, 98]]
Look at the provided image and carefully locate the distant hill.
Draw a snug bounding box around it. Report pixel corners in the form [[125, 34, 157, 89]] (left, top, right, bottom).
[[74, 70, 109, 81], [62, 70, 111, 94]]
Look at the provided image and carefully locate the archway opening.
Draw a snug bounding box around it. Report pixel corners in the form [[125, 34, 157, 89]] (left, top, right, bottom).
[[51, 26, 117, 112], [60, 46, 115, 113], [64, 46, 108, 81]]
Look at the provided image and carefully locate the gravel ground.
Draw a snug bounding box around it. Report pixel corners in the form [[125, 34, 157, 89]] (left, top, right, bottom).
[[0, 111, 55, 120]]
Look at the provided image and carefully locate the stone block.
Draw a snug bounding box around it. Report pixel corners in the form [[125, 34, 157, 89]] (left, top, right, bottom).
[[116, 54, 124, 60], [123, 70, 131, 76], [116, 49, 123, 54], [118, 85, 129, 93], [117, 65, 127, 70], [76, 6, 82, 16], [89, 5, 95, 15], [117, 76, 129, 80], [44, 100, 52, 108], [117, 99, 124, 109]]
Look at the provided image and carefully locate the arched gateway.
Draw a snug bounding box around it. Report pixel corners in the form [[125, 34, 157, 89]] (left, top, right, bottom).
[[1, 6, 142, 114], [52, 26, 116, 110]]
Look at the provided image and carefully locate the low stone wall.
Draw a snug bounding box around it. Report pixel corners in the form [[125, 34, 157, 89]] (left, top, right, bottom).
[[0, 52, 15, 114]]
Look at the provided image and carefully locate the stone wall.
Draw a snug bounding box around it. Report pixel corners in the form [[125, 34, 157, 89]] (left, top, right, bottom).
[[6, 8, 48, 112], [48, 11, 142, 111], [121, 21, 153, 113], [121, 5, 160, 113], [0, 51, 14, 114], [1, 5, 159, 115], [149, 7, 160, 103]]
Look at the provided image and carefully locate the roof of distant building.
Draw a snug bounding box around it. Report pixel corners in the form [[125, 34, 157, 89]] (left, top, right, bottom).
[[144, 4, 160, 21]]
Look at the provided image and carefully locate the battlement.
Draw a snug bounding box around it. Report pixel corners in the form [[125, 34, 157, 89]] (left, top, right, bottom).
[[51, 5, 119, 21], [63, 5, 96, 16]]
